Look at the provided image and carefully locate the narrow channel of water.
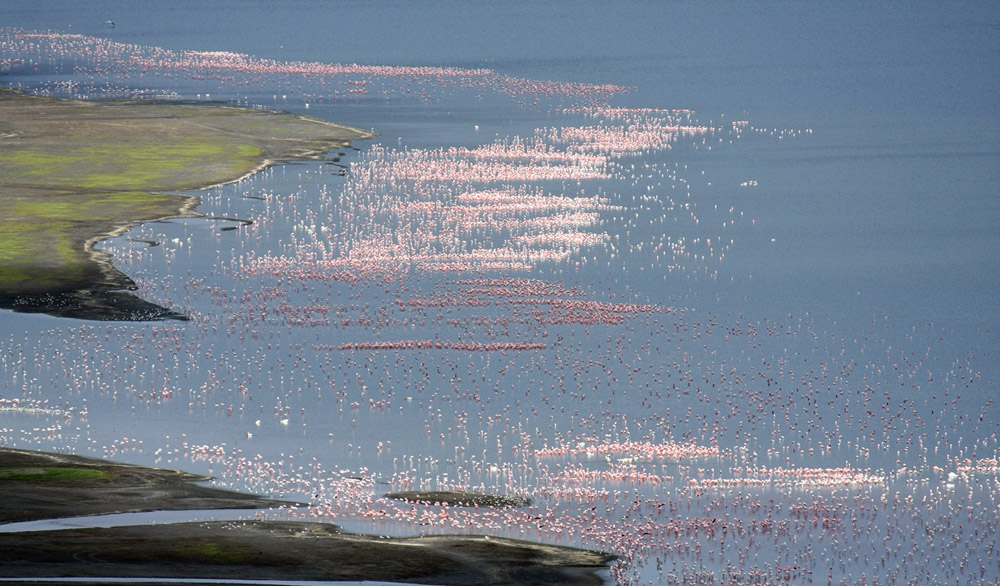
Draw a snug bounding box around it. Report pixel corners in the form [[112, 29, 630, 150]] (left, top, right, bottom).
[[0, 508, 294, 533]]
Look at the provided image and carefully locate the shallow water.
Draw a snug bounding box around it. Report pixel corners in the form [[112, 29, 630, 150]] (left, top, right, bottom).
[[2, 2, 999, 584], [0, 508, 291, 533]]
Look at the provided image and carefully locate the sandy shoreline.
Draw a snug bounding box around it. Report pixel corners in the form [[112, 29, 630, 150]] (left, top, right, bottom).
[[0, 448, 612, 585]]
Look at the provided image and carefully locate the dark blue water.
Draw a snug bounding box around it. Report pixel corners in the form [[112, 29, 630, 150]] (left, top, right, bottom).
[[3, 2, 999, 584]]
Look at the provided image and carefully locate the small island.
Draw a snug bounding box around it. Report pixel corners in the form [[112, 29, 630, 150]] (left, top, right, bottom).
[[0, 90, 374, 320], [0, 448, 612, 585]]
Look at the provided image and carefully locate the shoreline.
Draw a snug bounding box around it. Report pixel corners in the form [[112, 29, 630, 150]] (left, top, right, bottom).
[[0, 448, 613, 585], [0, 448, 295, 524], [0, 91, 375, 320]]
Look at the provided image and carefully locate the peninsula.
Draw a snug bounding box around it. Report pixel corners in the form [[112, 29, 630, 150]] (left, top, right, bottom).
[[0, 91, 374, 319]]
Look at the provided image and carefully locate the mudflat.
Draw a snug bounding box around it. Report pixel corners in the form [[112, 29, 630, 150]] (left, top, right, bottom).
[[0, 91, 374, 319], [0, 448, 613, 585]]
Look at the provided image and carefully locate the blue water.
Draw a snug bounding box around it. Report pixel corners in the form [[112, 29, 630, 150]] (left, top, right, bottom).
[[2, 2, 1000, 584], [28, 0, 990, 327]]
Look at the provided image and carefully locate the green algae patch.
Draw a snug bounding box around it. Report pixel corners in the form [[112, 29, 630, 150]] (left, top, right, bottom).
[[0, 92, 374, 318]]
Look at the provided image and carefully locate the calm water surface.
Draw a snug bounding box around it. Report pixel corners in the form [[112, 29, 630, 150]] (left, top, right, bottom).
[[2, 2, 999, 584]]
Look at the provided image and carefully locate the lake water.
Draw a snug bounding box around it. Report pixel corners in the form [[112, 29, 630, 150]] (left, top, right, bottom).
[[2, 2, 999, 584]]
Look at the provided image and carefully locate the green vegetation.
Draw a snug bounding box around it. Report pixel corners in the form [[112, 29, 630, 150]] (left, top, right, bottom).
[[0, 93, 373, 308], [0, 191, 187, 290], [0, 139, 262, 192]]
